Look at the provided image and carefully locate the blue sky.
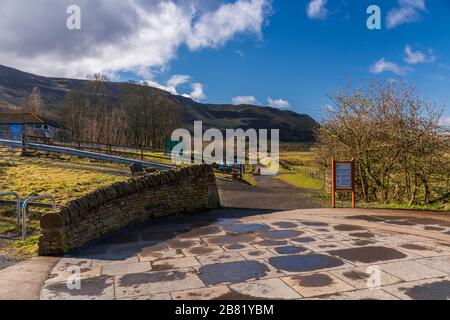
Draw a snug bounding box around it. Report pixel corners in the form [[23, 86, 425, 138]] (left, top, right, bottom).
[[125, 0, 450, 122], [1, 0, 449, 123]]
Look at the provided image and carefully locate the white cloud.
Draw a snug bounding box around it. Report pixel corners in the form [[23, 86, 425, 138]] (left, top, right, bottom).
[[146, 74, 206, 102], [0, 0, 271, 78], [404, 45, 436, 65], [146, 75, 187, 95], [439, 117, 450, 127], [370, 58, 408, 76], [323, 104, 334, 112], [307, 0, 328, 20], [183, 83, 207, 102], [232, 96, 259, 105], [387, 0, 427, 29], [187, 0, 270, 49], [234, 50, 245, 59], [267, 97, 292, 110], [167, 75, 191, 90]]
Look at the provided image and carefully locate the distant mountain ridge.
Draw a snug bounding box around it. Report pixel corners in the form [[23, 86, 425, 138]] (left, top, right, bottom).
[[0, 65, 318, 141]]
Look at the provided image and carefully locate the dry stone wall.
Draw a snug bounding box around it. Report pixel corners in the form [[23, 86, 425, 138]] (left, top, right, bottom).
[[38, 165, 220, 256]]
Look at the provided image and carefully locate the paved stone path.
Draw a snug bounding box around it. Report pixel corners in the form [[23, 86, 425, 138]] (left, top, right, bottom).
[[0, 257, 58, 300], [2, 176, 449, 300], [217, 175, 320, 210], [40, 208, 450, 300]]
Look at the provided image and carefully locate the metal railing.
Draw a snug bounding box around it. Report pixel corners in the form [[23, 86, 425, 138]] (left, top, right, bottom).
[[0, 138, 175, 171], [21, 195, 56, 240], [0, 192, 20, 228]]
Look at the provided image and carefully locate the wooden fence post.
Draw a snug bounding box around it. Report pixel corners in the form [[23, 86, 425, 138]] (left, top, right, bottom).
[[351, 158, 356, 208], [331, 158, 336, 208], [21, 134, 27, 156]]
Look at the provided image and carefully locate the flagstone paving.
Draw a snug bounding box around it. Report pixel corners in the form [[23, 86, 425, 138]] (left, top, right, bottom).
[[39, 208, 450, 300]]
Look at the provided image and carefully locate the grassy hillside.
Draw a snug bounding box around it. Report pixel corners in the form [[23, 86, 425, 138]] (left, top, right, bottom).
[[0, 64, 319, 142]]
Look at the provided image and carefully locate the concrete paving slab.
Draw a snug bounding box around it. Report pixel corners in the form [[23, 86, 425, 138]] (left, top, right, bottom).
[[119, 293, 172, 300], [221, 243, 256, 252], [346, 231, 385, 240], [53, 258, 92, 271], [282, 272, 355, 298], [203, 234, 259, 246], [373, 236, 410, 244], [258, 230, 305, 240], [416, 255, 450, 273], [152, 257, 200, 271], [33, 207, 450, 300], [166, 239, 203, 249], [91, 256, 139, 267], [319, 288, 399, 300], [339, 239, 381, 248], [288, 236, 323, 244], [0, 271, 42, 286], [197, 260, 282, 286], [138, 248, 184, 262], [172, 286, 231, 300], [314, 233, 353, 242], [115, 268, 204, 299], [326, 245, 419, 266], [378, 260, 447, 282], [196, 252, 245, 265], [101, 262, 152, 276], [395, 241, 450, 257], [182, 245, 224, 257], [41, 276, 114, 300], [177, 225, 226, 239], [383, 277, 450, 300], [270, 245, 309, 255], [306, 227, 335, 235], [0, 257, 59, 300], [222, 223, 271, 234], [269, 253, 353, 276], [47, 266, 102, 284], [230, 278, 301, 300], [253, 239, 290, 248], [378, 234, 429, 245], [239, 249, 276, 260], [330, 266, 401, 289], [269, 221, 300, 229], [303, 242, 351, 252]]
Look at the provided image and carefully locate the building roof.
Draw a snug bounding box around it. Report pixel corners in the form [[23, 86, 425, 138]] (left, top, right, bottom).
[[0, 112, 65, 129]]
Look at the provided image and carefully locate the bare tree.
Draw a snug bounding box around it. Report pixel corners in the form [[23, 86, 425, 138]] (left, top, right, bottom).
[[57, 75, 182, 149], [24, 87, 46, 115], [317, 80, 449, 206]]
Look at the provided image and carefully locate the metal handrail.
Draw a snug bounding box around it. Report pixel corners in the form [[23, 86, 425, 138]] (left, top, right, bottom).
[[22, 195, 56, 240], [0, 138, 175, 170], [0, 192, 21, 228]]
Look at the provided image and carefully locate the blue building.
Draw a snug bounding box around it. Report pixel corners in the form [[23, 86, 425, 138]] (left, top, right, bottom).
[[0, 112, 67, 140]]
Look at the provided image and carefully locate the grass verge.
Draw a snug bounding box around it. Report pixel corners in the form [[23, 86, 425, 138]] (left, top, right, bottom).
[[0, 154, 130, 258], [275, 172, 323, 190]]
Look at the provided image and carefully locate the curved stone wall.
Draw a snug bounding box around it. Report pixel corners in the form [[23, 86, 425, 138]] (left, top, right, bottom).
[[38, 165, 220, 256]]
